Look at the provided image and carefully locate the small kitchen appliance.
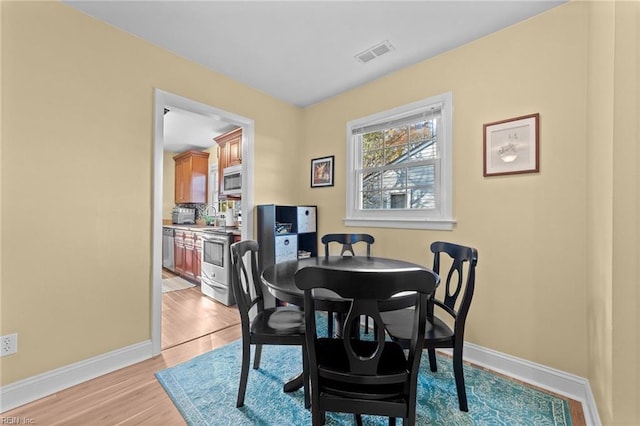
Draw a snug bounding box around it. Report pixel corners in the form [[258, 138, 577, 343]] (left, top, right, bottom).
[[172, 207, 196, 224]]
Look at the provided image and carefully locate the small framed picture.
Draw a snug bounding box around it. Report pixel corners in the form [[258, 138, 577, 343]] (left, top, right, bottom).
[[311, 155, 334, 188], [483, 113, 539, 177]]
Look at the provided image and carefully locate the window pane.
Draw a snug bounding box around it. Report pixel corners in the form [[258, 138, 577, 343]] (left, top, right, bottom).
[[389, 192, 407, 209], [363, 131, 383, 151], [362, 191, 382, 209], [408, 164, 435, 209], [362, 171, 381, 191], [410, 187, 435, 209], [381, 169, 405, 190], [384, 126, 408, 147], [409, 119, 435, 142], [409, 139, 437, 160], [384, 145, 406, 164], [407, 164, 434, 186], [363, 148, 384, 168]]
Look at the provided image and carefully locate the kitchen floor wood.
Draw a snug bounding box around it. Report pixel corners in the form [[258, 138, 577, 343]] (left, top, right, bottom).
[[161, 269, 240, 349], [162, 285, 240, 349]]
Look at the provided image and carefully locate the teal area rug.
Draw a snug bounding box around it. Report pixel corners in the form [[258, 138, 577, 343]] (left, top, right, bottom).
[[156, 342, 572, 425]]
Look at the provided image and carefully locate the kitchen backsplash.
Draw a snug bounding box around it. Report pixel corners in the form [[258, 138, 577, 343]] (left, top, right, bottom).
[[176, 201, 242, 224]]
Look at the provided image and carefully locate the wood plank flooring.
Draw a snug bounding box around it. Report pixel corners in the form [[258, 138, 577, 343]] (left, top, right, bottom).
[[3, 274, 586, 425], [162, 286, 239, 349], [161, 268, 239, 349]]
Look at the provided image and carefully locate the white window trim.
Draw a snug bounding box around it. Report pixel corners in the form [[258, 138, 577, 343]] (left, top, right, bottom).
[[345, 92, 455, 231]]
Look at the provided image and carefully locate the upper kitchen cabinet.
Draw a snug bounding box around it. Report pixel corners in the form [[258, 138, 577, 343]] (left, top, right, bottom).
[[173, 150, 210, 204], [215, 127, 242, 168], [214, 128, 242, 186]]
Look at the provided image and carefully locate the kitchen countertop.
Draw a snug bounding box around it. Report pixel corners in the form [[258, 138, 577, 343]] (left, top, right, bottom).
[[163, 223, 242, 236]]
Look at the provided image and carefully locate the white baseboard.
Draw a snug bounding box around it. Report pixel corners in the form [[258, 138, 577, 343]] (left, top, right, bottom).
[[0, 340, 153, 413], [450, 342, 601, 426], [1, 338, 602, 425]]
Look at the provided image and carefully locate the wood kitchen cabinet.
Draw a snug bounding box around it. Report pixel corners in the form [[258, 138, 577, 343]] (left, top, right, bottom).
[[194, 232, 203, 282], [173, 150, 210, 204], [183, 232, 196, 280], [174, 229, 186, 275], [174, 228, 200, 282], [214, 128, 242, 194]]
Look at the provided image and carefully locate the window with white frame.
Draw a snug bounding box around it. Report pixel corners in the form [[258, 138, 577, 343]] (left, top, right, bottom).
[[345, 92, 454, 230]]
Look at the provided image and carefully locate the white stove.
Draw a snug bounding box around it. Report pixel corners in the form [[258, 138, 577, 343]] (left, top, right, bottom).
[[200, 230, 235, 306]]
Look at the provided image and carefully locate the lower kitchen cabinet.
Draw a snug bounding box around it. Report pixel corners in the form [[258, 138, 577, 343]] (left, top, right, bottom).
[[194, 232, 203, 282], [183, 232, 196, 280], [174, 229, 186, 275], [173, 228, 202, 283]]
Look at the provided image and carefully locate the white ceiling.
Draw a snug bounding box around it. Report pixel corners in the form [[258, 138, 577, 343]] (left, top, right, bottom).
[[162, 106, 239, 153], [64, 0, 566, 152]]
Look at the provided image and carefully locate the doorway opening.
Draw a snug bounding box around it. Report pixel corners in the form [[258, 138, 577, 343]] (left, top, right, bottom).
[[152, 89, 255, 355]]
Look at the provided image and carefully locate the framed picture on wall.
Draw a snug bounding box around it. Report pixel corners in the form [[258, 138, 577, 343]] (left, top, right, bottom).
[[483, 113, 539, 177], [311, 155, 334, 187]]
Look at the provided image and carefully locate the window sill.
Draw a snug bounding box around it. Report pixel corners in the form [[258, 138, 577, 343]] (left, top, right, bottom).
[[344, 217, 456, 231]]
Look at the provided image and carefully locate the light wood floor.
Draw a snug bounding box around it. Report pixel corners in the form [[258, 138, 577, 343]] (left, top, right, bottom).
[[161, 268, 240, 349], [162, 286, 240, 349], [3, 277, 586, 425], [3, 272, 241, 425]]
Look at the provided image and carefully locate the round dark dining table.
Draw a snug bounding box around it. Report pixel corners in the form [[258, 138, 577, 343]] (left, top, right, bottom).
[[260, 255, 437, 394], [261, 255, 435, 313]]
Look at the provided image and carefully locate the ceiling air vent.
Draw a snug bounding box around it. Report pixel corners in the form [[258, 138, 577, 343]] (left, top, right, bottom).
[[354, 40, 395, 64]]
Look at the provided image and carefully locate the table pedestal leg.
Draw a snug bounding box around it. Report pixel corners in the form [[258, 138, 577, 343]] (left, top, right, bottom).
[[283, 373, 304, 392]]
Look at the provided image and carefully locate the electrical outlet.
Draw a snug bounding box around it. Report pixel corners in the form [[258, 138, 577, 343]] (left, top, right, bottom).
[[1, 333, 18, 357]]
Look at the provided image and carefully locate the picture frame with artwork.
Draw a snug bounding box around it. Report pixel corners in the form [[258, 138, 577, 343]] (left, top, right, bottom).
[[483, 113, 539, 177], [311, 155, 334, 188]]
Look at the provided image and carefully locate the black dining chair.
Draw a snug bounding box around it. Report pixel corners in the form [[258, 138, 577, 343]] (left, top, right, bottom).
[[381, 241, 478, 412], [295, 265, 438, 426], [230, 240, 309, 408], [321, 233, 375, 258], [321, 233, 375, 336]]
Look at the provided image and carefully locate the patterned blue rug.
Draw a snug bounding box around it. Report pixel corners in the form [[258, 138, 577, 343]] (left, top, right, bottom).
[[156, 340, 572, 425]]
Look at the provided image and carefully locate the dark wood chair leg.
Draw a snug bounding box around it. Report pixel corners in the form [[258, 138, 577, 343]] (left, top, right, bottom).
[[388, 417, 396, 425], [355, 414, 363, 426], [311, 408, 324, 426], [252, 344, 263, 369], [427, 347, 438, 372], [327, 311, 334, 337], [452, 345, 468, 411], [302, 344, 310, 409], [237, 339, 251, 407]]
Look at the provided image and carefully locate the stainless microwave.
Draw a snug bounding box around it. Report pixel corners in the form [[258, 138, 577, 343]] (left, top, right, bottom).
[[222, 165, 242, 196]]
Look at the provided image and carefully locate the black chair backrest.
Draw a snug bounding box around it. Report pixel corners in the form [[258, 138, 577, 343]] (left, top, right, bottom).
[[321, 233, 375, 258], [430, 241, 478, 334], [295, 266, 438, 376], [230, 240, 264, 329]]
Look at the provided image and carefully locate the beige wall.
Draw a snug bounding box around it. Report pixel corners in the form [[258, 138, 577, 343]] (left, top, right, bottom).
[[0, 1, 301, 384], [608, 2, 640, 424], [304, 2, 589, 374], [586, 1, 640, 423], [586, 1, 615, 421], [301, 2, 639, 423], [2, 1, 639, 424]]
